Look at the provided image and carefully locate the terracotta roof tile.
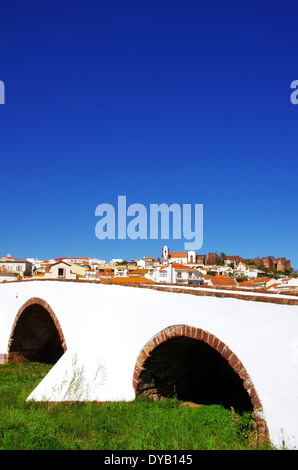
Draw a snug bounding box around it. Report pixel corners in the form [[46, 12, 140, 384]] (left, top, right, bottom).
[[169, 252, 188, 258], [210, 275, 238, 286]]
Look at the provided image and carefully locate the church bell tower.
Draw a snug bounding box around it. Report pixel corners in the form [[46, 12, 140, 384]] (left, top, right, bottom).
[[162, 245, 169, 265]]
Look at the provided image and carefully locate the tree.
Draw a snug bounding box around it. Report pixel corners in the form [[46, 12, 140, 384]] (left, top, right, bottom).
[[236, 276, 248, 282]]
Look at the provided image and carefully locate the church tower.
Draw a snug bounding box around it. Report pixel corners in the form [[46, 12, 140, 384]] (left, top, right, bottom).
[[162, 245, 169, 265]]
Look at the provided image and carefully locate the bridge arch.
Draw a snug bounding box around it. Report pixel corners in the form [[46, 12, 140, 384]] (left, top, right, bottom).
[[133, 324, 268, 439], [8, 297, 67, 364]]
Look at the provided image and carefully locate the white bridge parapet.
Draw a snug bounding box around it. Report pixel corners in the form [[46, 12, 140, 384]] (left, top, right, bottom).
[[0, 280, 298, 450]]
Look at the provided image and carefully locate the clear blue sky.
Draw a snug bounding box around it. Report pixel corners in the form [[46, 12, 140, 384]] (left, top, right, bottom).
[[1, 0, 298, 268]]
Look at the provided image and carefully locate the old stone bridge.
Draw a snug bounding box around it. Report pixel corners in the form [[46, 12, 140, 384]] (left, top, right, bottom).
[[1, 279, 298, 449]]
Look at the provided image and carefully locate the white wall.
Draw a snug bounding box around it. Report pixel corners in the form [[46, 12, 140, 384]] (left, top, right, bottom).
[[0, 280, 298, 449], [0, 273, 19, 283]]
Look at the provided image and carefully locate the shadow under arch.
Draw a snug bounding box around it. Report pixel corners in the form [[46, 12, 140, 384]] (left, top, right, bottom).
[[133, 324, 268, 439], [8, 297, 67, 364]]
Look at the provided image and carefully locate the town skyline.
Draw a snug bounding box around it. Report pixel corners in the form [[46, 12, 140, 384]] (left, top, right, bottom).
[[1, 2, 298, 273], [1, 245, 297, 293], [1, 246, 294, 269]]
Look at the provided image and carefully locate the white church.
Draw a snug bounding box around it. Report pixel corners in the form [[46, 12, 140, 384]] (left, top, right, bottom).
[[161, 245, 198, 265]]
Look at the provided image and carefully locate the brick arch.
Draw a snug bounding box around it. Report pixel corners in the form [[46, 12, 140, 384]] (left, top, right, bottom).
[[133, 324, 268, 441], [8, 297, 67, 355]]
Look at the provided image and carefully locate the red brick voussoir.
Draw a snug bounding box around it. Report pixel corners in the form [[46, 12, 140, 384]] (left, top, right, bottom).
[[8, 297, 67, 354], [133, 324, 269, 442]]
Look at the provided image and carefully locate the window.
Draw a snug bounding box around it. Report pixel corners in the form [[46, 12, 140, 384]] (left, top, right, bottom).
[[58, 268, 65, 277]]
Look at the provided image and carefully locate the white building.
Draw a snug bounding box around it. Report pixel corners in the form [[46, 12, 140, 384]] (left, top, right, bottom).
[[62, 257, 106, 268], [44, 262, 77, 280], [84, 269, 100, 281], [0, 257, 33, 276], [0, 265, 20, 282], [276, 277, 298, 290], [207, 265, 234, 276], [27, 258, 49, 272], [161, 245, 197, 265], [137, 256, 156, 269], [155, 263, 203, 285], [114, 266, 128, 277]]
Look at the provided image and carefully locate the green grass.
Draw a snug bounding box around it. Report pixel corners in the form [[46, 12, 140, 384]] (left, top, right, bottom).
[[0, 362, 274, 450]]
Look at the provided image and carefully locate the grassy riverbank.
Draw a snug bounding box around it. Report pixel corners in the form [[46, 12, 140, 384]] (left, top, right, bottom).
[[0, 363, 274, 450]]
